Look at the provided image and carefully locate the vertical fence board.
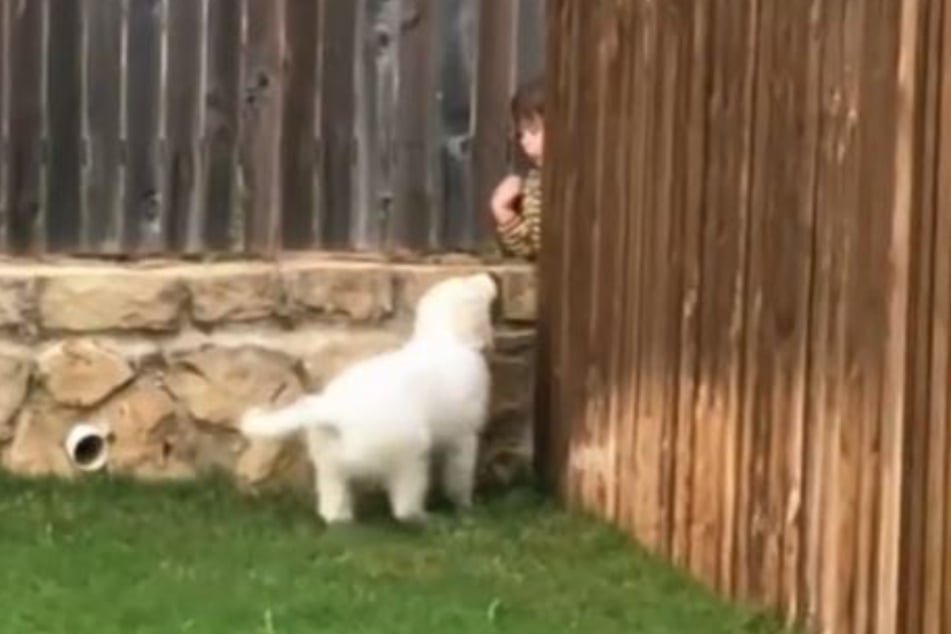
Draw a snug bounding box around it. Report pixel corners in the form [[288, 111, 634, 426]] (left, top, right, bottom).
[[877, 0, 918, 629], [46, 0, 83, 251], [0, 0, 545, 255], [670, 0, 709, 569], [318, 0, 357, 249], [6, 0, 45, 253], [437, 0, 475, 248], [470, 0, 516, 250], [923, 2, 951, 631], [541, 0, 948, 632], [164, 0, 204, 252], [203, 0, 242, 251], [651, 3, 683, 557], [517, 0, 545, 82], [242, 0, 284, 254], [390, 0, 439, 251], [0, 1, 9, 247], [124, 0, 163, 252], [627, 0, 663, 550], [351, 0, 385, 249], [899, 0, 942, 628], [82, 0, 123, 252], [688, 0, 758, 592], [280, 0, 320, 250]]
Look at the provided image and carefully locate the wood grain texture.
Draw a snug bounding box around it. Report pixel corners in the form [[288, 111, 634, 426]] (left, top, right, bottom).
[[539, 1, 948, 632]]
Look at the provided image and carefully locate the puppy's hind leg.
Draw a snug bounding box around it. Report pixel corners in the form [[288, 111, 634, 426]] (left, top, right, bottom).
[[441, 433, 479, 510], [386, 453, 430, 524], [315, 457, 354, 524]]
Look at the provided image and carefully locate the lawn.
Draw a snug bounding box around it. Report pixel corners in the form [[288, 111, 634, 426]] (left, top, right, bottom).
[[0, 475, 785, 634]]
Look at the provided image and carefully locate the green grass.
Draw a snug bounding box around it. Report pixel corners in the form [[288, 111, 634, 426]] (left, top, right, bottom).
[[0, 474, 785, 634]]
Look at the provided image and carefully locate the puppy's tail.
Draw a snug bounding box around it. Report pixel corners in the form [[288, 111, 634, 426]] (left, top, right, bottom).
[[240, 395, 337, 439]]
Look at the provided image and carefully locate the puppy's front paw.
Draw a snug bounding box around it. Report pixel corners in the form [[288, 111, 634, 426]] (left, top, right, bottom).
[[394, 509, 429, 526], [320, 510, 354, 526]]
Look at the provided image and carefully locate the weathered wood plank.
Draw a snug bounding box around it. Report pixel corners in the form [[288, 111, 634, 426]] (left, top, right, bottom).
[[670, 0, 710, 570], [124, 0, 163, 252], [82, 0, 123, 252], [898, 0, 941, 628], [241, 0, 285, 254], [280, 0, 320, 250], [351, 0, 388, 250], [921, 1, 951, 631], [202, 0, 242, 251], [390, 0, 440, 251], [46, 0, 84, 251], [6, 0, 46, 253], [164, 0, 205, 252], [436, 0, 475, 248], [318, 0, 357, 249], [630, 0, 665, 552], [876, 0, 919, 628], [470, 0, 516, 250], [0, 0, 9, 247]]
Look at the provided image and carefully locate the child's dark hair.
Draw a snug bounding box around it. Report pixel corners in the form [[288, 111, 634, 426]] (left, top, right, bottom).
[[510, 75, 544, 123]]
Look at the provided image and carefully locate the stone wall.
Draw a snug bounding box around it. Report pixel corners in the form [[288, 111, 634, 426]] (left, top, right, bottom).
[[0, 255, 537, 493]]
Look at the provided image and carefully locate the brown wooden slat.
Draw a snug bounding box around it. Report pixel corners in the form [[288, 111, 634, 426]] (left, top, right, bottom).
[[390, 0, 440, 251], [627, 0, 662, 550], [164, 0, 205, 253], [436, 0, 475, 248], [898, 0, 942, 628], [82, 0, 123, 252], [204, 0, 242, 251], [241, 0, 285, 254], [877, 0, 919, 629], [516, 0, 545, 84], [46, 0, 84, 251], [0, 0, 9, 247], [470, 0, 516, 250], [670, 0, 710, 570], [351, 0, 385, 250], [351, 0, 402, 251], [124, 0, 163, 252], [318, 0, 357, 249], [922, 1, 951, 630], [689, 0, 759, 593], [6, 0, 46, 254], [280, 0, 320, 250], [539, 1, 951, 633]]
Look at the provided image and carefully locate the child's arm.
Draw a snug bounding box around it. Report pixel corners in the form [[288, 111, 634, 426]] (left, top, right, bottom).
[[493, 173, 541, 259]]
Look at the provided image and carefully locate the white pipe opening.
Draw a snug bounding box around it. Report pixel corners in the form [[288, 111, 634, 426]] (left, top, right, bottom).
[[64, 423, 110, 472]]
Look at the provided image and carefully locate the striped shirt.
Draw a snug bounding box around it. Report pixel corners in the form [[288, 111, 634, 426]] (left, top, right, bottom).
[[496, 168, 542, 260]]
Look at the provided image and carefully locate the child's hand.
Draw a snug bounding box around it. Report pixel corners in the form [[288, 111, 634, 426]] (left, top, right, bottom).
[[491, 175, 523, 224]]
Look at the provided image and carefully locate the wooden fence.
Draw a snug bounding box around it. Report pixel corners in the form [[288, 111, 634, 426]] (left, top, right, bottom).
[[0, 0, 543, 256], [538, 0, 950, 632]]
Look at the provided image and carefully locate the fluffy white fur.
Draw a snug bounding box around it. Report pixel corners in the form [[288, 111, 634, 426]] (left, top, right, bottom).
[[240, 273, 497, 524]]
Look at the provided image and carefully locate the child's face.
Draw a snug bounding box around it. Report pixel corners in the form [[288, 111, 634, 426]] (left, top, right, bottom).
[[517, 115, 544, 165]]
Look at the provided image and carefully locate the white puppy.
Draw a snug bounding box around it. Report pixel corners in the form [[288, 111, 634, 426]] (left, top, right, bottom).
[[240, 273, 497, 524]]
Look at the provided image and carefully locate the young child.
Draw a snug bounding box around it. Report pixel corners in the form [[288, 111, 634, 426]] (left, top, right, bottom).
[[491, 76, 544, 260]]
